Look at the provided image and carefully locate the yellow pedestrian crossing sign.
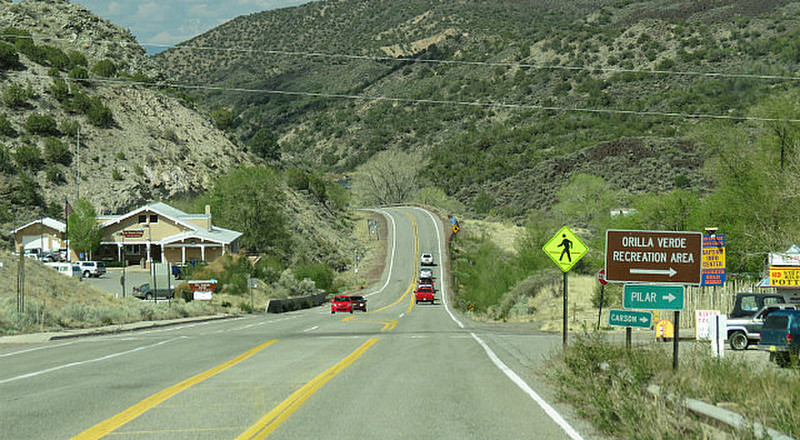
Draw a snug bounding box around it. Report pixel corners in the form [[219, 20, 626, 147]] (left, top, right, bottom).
[[542, 226, 588, 272]]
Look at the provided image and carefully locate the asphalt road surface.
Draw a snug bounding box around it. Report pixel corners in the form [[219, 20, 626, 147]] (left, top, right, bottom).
[[0, 207, 607, 440]]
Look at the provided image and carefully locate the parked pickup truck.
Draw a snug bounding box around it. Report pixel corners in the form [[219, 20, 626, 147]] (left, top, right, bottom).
[[726, 304, 797, 350], [133, 283, 175, 300], [415, 284, 435, 305], [757, 309, 800, 367]]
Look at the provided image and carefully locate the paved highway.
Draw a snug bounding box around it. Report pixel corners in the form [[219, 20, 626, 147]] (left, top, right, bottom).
[[0, 207, 603, 439]]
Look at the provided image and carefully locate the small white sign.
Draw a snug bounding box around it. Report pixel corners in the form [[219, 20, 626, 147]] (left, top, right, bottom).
[[193, 291, 212, 300], [695, 310, 721, 340]]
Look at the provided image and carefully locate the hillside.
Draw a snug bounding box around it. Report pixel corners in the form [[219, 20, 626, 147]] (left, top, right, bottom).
[[156, 0, 800, 218]]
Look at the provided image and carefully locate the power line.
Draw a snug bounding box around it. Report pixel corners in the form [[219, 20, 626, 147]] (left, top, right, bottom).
[[12, 72, 800, 123], [6, 33, 800, 83]]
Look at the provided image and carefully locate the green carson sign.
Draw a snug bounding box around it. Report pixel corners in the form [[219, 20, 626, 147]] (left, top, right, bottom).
[[609, 309, 653, 329]]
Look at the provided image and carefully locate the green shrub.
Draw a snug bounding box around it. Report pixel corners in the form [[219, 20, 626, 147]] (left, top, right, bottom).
[[286, 168, 310, 190], [14, 144, 43, 171], [50, 78, 70, 101], [10, 173, 44, 206], [0, 114, 16, 137], [133, 164, 143, 176], [87, 97, 113, 128], [91, 59, 117, 78], [0, 144, 13, 173], [24, 114, 58, 135], [2, 83, 32, 108], [43, 137, 71, 165], [59, 120, 80, 137], [294, 262, 334, 291], [65, 91, 91, 114], [67, 50, 87, 68], [43, 45, 70, 71], [68, 66, 89, 81], [210, 106, 235, 130], [45, 164, 65, 183], [0, 42, 20, 70], [112, 168, 123, 181]]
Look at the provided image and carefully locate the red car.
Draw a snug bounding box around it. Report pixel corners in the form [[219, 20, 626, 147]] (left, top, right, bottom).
[[331, 295, 353, 314], [415, 284, 435, 304]]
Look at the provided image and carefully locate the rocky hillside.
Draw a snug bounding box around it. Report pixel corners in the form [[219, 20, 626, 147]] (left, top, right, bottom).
[[0, 0, 248, 219], [156, 0, 800, 218]]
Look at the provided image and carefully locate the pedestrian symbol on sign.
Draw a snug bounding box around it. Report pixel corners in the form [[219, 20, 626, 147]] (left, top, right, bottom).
[[542, 226, 587, 272], [558, 234, 573, 262]]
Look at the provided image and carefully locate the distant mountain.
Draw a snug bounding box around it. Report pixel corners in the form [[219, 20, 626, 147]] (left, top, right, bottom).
[[156, 0, 799, 218]]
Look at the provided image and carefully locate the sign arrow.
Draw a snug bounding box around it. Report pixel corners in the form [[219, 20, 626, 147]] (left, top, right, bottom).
[[630, 267, 677, 277], [663, 293, 676, 302]]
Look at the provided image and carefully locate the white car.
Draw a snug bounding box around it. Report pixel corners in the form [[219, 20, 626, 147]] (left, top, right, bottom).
[[77, 261, 107, 278], [420, 253, 434, 266], [45, 262, 82, 278], [419, 268, 433, 279]]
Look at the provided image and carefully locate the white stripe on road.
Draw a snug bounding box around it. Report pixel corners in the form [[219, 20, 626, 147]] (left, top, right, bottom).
[[415, 207, 583, 440], [0, 337, 186, 385], [303, 326, 319, 332], [0, 340, 81, 358], [469, 332, 584, 440]]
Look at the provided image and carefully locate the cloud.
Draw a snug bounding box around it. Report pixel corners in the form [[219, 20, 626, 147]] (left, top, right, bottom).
[[135, 2, 168, 22]]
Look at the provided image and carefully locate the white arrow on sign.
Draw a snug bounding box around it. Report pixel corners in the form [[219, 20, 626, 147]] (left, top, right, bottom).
[[663, 293, 677, 303], [639, 317, 648, 323], [630, 267, 677, 277]]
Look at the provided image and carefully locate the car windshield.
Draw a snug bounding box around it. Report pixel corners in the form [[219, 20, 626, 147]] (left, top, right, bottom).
[[334, 296, 349, 301]]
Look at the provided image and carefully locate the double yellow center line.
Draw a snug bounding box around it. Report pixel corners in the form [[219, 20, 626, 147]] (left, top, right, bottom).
[[72, 340, 277, 440], [236, 338, 378, 440]]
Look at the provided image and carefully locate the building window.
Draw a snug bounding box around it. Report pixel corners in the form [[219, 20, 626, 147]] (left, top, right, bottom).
[[149, 214, 158, 223], [138, 215, 147, 223]]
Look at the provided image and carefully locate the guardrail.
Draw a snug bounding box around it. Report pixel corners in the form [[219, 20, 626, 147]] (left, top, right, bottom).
[[266, 293, 327, 313]]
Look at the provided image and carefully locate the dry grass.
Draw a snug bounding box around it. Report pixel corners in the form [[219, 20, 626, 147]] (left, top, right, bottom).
[[0, 250, 222, 335]]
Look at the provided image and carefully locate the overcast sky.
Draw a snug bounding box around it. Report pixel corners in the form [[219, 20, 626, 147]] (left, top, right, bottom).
[[69, 0, 316, 53]]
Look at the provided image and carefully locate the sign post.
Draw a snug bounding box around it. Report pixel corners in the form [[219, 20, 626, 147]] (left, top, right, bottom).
[[606, 229, 701, 371], [597, 269, 607, 330], [542, 226, 588, 349]]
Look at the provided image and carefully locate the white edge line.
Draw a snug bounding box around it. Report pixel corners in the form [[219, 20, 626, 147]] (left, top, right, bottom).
[[419, 208, 463, 329], [362, 208, 397, 298], [0, 337, 186, 385], [470, 332, 584, 440], [416, 207, 582, 440]]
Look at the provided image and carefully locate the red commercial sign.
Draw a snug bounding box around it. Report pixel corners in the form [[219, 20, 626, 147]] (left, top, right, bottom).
[[605, 229, 702, 284], [122, 229, 144, 238]]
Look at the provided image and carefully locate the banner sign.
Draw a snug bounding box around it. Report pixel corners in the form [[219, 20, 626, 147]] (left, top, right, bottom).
[[769, 267, 800, 287], [701, 234, 726, 286]]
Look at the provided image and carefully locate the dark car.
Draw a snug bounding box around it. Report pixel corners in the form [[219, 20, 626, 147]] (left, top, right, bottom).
[[758, 309, 800, 367], [350, 295, 367, 312], [132, 283, 175, 300]]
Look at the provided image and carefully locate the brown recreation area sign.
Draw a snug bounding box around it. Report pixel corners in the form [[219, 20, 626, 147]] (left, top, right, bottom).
[[605, 229, 703, 284]]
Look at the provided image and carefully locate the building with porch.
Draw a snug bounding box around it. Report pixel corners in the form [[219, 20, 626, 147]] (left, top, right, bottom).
[[95, 202, 242, 265], [11, 202, 242, 265]]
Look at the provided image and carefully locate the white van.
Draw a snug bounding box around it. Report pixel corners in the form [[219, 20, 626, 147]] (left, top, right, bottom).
[[45, 262, 82, 278]]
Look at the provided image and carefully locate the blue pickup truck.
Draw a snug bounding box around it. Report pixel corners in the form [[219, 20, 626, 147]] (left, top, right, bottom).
[[757, 309, 800, 367]]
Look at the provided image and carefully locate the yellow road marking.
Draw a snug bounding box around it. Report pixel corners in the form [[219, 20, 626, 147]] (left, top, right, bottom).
[[381, 320, 398, 331], [236, 338, 379, 440], [71, 340, 277, 440], [371, 282, 414, 313]]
